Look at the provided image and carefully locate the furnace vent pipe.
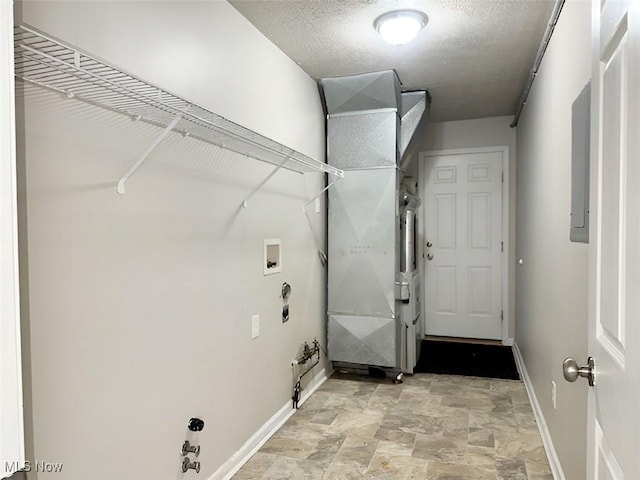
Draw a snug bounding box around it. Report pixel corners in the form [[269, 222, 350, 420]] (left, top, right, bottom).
[[511, 0, 566, 128]]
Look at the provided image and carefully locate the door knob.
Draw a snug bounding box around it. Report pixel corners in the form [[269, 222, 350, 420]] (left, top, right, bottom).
[[427, 253, 434, 261], [562, 356, 595, 386], [426, 241, 433, 248]]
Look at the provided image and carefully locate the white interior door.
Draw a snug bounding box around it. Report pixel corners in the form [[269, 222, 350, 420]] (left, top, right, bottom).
[[1, 0, 25, 472], [585, 0, 640, 478], [422, 150, 503, 340]]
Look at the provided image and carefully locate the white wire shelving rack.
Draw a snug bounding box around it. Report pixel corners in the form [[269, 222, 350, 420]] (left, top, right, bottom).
[[13, 24, 343, 202]]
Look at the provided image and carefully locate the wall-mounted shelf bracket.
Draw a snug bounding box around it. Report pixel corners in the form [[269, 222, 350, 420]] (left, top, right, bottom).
[[242, 160, 344, 209], [117, 114, 182, 194], [303, 174, 343, 212], [242, 157, 291, 208]]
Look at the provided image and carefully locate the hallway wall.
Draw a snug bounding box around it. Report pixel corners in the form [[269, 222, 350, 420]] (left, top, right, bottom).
[[15, 2, 327, 479], [514, 1, 591, 479]]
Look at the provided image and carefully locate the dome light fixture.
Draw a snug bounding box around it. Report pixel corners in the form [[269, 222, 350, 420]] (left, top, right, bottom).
[[374, 10, 428, 46]]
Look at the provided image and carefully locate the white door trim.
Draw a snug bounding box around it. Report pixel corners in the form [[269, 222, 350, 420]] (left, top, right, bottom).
[[418, 146, 510, 344], [0, 0, 25, 471]]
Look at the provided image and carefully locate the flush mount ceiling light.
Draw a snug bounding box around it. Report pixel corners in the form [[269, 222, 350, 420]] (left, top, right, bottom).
[[374, 10, 428, 46]]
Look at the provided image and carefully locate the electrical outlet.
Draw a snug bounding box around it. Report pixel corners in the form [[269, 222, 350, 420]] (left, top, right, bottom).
[[315, 197, 321, 214], [251, 314, 260, 339], [551, 380, 557, 409]]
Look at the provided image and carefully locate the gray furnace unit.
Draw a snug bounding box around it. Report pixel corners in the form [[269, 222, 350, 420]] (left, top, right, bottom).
[[321, 70, 429, 377]]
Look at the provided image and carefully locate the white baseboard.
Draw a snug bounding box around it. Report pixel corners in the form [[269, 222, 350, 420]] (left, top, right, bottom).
[[503, 337, 514, 347], [512, 343, 565, 480], [207, 367, 331, 480]]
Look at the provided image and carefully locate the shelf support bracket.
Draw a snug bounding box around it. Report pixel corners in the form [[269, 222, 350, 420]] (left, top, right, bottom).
[[117, 114, 182, 194], [242, 157, 290, 208], [303, 175, 343, 211]]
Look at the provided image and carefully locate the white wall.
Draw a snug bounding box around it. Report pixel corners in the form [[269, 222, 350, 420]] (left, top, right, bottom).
[[1, 0, 25, 471], [15, 2, 327, 479], [514, 1, 591, 479], [417, 116, 517, 339]]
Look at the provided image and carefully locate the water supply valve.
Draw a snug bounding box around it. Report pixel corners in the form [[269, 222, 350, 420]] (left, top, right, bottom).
[[182, 457, 201, 474], [182, 440, 200, 457]]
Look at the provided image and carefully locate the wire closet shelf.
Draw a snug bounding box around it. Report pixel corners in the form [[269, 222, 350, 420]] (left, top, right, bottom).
[[13, 24, 343, 190]]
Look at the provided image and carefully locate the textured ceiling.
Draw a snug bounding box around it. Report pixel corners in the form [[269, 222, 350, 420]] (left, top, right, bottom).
[[229, 0, 556, 122]]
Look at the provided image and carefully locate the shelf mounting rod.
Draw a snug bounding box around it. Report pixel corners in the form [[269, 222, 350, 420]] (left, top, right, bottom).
[[117, 114, 182, 194], [242, 157, 290, 208]]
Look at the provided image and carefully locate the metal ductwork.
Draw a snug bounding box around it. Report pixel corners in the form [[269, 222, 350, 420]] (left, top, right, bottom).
[[400, 91, 430, 171], [321, 70, 429, 375]]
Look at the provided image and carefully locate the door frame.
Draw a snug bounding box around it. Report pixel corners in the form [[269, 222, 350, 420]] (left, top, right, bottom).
[[418, 146, 511, 344], [1, 0, 25, 470]]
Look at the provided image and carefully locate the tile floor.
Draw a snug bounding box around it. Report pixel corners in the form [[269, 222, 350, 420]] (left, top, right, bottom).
[[232, 373, 553, 480]]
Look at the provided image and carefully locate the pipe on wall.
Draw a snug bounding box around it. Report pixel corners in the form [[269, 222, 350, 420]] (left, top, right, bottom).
[[510, 0, 566, 128]]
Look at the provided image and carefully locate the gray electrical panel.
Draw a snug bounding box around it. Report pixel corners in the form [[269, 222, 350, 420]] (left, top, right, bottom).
[[570, 82, 591, 243]]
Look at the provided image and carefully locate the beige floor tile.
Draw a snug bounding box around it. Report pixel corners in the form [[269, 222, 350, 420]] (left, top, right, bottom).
[[261, 456, 325, 480], [466, 445, 496, 468], [496, 457, 527, 480], [398, 374, 432, 389], [310, 409, 340, 426], [231, 373, 552, 480], [463, 377, 493, 390], [469, 410, 519, 434], [319, 379, 362, 395], [332, 436, 379, 469], [323, 392, 371, 414], [365, 452, 428, 479], [273, 419, 328, 443], [261, 435, 319, 459], [328, 412, 383, 438], [490, 379, 526, 394], [517, 422, 540, 436], [303, 391, 333, 411], [307, 434, 347, 467], [428, 382, 465, 396], [440, 411, 470, 438], [411, 434, 468, 464], [495, 431, 548, 463], [374, 428, 417, 453], [525, 458, 554, 476], [353, 382, 380, 397], [322, 460, 366, 480], [425, 460, 496, 480], [380, 412, 445, 436], [232, 453, 278, 480], [374, 439, 414, 457], [468, 427, 495, 448], [365, 393, 399, 415]]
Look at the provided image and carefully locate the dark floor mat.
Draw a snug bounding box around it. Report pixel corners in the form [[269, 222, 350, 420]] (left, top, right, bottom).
[[414, 340, 520, 380]]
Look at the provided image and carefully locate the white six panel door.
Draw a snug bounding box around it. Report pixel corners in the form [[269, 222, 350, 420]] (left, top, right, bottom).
[[588, 0, 640, 478], [423, 150, 503, 340]]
